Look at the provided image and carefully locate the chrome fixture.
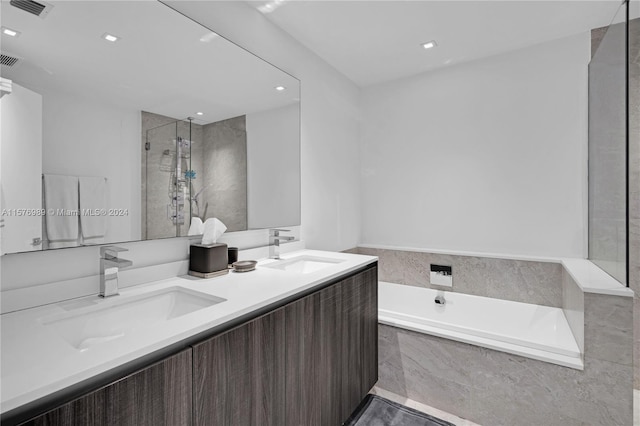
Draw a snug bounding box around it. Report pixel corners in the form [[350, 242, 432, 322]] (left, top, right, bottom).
[[434, 290, 446, 305], [430, 264, 453, 287], [100, 246, 133, 297], [269, 229, 294, 260]]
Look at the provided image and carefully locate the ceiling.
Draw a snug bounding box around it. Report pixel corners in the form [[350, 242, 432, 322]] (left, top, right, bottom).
[[0, 1, 299, 124], [253, 0, 626, 87]]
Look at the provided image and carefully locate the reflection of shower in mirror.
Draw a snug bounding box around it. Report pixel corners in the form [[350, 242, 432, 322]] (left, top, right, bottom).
[[190, 183, 213, 221], [159, 150, 174, 172], [166, 136, 194, 227], [159, 138, 191, 172]]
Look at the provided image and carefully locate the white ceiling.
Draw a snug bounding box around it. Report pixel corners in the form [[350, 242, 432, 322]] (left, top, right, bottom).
[[0, 1, 299, 124], [254, 0, 625, 87]]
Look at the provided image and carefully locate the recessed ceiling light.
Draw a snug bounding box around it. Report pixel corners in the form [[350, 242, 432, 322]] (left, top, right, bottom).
[[196, 112, 204, 116], [421, 40, 437, 50], [102, 33, 120, 43], [275, 86, 286, 91], [1, 27, 21, 37]]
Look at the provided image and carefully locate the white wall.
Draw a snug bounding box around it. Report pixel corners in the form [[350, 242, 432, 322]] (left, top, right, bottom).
[[246, 104, 300, 229], [41, 89, 141, 244], [360, 33, 589, 258], [167, 1, 362, 252]]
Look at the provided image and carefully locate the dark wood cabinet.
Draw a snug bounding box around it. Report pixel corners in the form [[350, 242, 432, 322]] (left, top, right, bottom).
[[195, 265, 378, 426], [284, 289, 323, 425], [193, 307, 286, 426], [340, 266, 378, 422], [285, 266, 378, 426], [360, 266, 379, 400], [21, 349, 192, 426], [15, 264, 377, 426]]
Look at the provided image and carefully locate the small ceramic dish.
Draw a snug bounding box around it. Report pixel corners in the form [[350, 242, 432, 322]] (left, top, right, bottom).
[[232, 260, 257, 273]]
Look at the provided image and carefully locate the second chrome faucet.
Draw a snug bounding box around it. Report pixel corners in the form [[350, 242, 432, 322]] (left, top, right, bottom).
[[269, 229, 294, 260]]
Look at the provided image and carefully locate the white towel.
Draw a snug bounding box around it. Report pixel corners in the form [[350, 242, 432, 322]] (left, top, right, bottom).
[[79, 176, 107, 245], [43, 174, 79, 248]]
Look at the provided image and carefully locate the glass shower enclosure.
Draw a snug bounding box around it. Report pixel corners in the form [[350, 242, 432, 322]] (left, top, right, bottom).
[[588, 1, 629, 285], [144, 118, 194, 239]]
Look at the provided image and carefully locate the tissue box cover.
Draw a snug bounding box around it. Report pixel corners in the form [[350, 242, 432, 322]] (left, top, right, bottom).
[[190, 243, 228, 273]]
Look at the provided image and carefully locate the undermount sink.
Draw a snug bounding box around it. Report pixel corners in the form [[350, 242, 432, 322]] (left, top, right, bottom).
[[264, 255, 345, 274], [41, 287, 225, 351]]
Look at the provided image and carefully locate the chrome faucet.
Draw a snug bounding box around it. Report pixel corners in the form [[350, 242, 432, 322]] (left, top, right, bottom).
[[100, 246, 133, 297], [269, 229, 294, 260], [434, 290, 446, 305]]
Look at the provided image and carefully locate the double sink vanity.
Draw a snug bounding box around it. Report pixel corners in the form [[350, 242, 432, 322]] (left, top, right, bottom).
[[0, 1, 377, 424], [1, 250, 379, 425]]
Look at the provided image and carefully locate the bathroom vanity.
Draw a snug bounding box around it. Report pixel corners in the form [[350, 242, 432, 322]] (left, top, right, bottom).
[[1, 250, 378, 426]]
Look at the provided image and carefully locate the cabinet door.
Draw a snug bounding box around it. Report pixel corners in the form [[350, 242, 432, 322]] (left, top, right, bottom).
[[284, 282, 345, 426], [285, 265, 379, 426], [193, 308, 286, 426], [284, 290, 322, 426], [340, 272, 364, 419], [339, 267, 378, 421], [21, 349, 193, 426], [360, 266, 379, 398], [318, 282, 344, 426]]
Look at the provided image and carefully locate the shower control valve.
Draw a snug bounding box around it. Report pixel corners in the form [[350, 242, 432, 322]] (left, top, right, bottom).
[[430, 264, 453, 287]]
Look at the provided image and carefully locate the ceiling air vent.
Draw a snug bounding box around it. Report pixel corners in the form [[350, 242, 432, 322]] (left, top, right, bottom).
[[0, 54, 20, 67], [9, 0, 54, 18]]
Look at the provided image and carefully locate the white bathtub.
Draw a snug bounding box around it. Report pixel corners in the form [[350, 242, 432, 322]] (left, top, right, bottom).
[[378, 282, 583, 370]]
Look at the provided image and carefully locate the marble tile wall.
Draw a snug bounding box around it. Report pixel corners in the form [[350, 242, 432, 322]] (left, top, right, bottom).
[[201, 116, 247, 232], [584, 293, 633, 367], [628, 18, 640, 391], [355, 247, 563, 307], [562, 269, 585, 352], [379, 303, 633, 425]]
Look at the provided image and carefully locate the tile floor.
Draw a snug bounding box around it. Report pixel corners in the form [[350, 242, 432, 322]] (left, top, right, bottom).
[[374, 386, 640, 426], [371, 386, 480, 426]]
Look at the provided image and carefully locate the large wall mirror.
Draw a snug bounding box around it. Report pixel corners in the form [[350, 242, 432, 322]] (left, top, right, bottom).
[[0, 0, 301, 255]]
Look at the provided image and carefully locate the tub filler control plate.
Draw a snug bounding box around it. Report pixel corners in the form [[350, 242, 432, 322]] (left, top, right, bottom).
[[430, 264, 452, 287]]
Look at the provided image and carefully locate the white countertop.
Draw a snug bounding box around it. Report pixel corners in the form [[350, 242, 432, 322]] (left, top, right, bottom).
[[0, 249, 377, 414]]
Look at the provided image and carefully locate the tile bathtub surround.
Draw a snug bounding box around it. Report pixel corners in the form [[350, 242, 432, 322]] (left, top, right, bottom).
[[355, 247, 563, 307], [636, 295, 640, 389], [562, 268, 585, 353], [629, 18, 640, 391], [379, 322, 634, 426], [341, 247, 360, 254], [584, 293, 634, 366]]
